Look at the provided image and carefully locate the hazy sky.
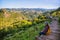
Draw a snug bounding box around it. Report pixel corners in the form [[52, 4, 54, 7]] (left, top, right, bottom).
[[0, 0, 60, 9]]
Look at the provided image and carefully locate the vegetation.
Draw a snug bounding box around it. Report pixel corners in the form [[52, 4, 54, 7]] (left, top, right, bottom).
[[0, 7, 60, 40], [4, 23, 45, 40], [58, 17, 60, 24], [50, 7, 60, 23]]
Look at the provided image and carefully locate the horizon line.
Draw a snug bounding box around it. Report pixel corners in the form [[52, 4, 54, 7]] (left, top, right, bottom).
[[0, 7, 59, 9]]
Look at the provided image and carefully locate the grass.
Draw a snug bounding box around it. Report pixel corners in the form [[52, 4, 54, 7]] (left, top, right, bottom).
[[4, 23, 45, 40]]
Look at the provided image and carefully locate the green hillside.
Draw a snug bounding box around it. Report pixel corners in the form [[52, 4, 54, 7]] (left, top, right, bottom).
[[0, 8, 57, 40]]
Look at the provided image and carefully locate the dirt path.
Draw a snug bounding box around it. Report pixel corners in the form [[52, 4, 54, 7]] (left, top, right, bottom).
[[46, 19, 59, 40], [36, 19, 60, 40]]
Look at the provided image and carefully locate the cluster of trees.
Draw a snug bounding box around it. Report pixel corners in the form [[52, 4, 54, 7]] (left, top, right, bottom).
[[50, 7, 60, 17], [50, 7, 60, 24]]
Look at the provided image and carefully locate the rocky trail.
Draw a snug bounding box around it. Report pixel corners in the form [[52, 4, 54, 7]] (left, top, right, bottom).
[[36, 19, 60, 40]]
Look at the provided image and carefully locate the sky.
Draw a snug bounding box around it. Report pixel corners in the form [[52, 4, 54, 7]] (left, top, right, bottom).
[[0, 0, 60, 9]]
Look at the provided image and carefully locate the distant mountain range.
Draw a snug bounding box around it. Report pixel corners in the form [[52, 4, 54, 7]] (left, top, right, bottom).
[[3, 8, 55, 12]]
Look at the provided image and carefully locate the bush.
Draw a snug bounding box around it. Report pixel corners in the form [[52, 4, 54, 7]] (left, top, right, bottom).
[[59, 17, 60, 23]]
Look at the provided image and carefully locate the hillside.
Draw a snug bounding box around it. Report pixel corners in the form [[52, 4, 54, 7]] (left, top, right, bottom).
[[0, 8, 59, 40]]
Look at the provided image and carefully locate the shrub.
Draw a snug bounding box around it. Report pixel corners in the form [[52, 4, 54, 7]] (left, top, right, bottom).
[[59, 17, 60, 23]]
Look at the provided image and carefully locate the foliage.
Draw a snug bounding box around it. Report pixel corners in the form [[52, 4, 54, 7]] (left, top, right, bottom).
[[0, 8, 51, 40], [4, 23, 45, 40], [58, 17, 60, 23]]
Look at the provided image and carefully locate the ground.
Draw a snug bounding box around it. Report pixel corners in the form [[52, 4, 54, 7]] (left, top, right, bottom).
[[36, 18, 60, 40]]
